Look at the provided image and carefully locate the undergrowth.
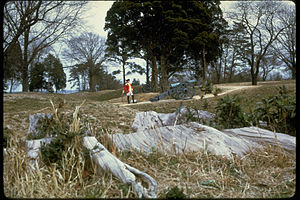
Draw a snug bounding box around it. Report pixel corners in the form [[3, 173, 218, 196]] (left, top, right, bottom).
[[212, 85, 296, 135]]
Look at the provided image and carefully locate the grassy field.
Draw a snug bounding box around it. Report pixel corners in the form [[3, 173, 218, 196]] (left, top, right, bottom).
[[3, 80, 296, 198]]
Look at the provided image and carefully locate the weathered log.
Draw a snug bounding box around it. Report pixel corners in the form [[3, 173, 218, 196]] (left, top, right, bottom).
[[26, 137, 53, 159], [111, 123, 296, 157], [131, 107, 214, 132], [26, 112, 158, 198], [25, 136, 158, 198], [82, 136, 157, 198]]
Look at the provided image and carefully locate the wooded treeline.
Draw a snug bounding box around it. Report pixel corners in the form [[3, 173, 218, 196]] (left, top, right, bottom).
[[3, 1, 121, 93], [3, 1, 296, 93], [104, 0, 296, 92]]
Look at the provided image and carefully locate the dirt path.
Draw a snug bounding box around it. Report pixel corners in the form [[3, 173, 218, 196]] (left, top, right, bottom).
[[116, 85, 262, 107]]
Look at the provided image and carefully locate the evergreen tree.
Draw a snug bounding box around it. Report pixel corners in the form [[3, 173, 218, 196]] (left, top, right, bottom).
[[43, 54, 66, 93], [105, 1, 226, 91], [3, 40, 22, 92], [29, 62, 46, 92]]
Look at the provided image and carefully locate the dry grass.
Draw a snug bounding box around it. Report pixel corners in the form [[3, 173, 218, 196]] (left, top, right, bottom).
[[3, 80, 296, 198], [4, 132, 295, 198]]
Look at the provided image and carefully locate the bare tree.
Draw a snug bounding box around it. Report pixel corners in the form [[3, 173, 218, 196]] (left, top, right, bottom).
[[3, 1, 87, 92], [271, 3, 296, 79], [63, 32, 107, 92], [260, 50, 282, 81], [228, 1, 290, 85]]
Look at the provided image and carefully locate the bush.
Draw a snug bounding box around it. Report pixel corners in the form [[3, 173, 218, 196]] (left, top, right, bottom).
[[199, 81, 213, 94], [40, 129, 83, 167], [37, 100, 87, 167], [214, 94, 249, 129], [253, 85, 296, 135], [213, 85, 296, 135], [160, 186, 187, 199], [213, 87, 222, 96]]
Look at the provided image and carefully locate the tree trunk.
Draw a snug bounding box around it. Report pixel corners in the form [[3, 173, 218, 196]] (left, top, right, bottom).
[[251, 57, 261, 85], [194, 59, 202, 83], [9, 79, 14, 93], [202, 47, 207, 83], [290, 63, 296, 80], [122, 60, 126, 86], [251, 72, 258, 85], [160, 54, 169, 92], [22, 27, 30, 92], [223, 56, 227, 81], [151, 55, 158, 92], [145, 59, 150, 86], [89, 74, 95, 92], [88, 61, 96, 92], [229, 54, 235, 83]]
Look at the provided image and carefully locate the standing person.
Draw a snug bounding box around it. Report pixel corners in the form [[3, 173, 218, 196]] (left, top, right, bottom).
[[122, 79, 135, 104]]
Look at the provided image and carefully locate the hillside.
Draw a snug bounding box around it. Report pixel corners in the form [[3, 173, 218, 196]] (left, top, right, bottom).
[[3, 80, 296, 198]]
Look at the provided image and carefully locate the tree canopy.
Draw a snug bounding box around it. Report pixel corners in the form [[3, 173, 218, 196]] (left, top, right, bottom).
[[105, 0, 226, 91]]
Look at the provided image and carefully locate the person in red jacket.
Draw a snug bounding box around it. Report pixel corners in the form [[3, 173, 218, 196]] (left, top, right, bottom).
[[122, 79, 135, 104]]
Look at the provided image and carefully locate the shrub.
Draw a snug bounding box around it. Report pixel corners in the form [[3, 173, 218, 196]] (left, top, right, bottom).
[[37, 100, 87, 167], [40, 131, 83, 167], [253, 85, 296, 135], [160, 186, 187, 199], [214, 94, 249, 129], [213, 87, 222, 96], [201, 99, 210, 110], [199, 81, 213, 94]]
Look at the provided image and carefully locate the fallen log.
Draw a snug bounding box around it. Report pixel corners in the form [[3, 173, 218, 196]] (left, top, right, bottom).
[[82, 136, 157, 198], [26, 109, 158, 198], [25, 135, 158, 198]]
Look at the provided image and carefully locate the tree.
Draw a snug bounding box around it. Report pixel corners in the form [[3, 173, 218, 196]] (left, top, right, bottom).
[[222, 22, 251, 83], [271, 2, 296, 79], [260, 49, 282, 81], [105, 1, 225, 92], [3, 40, 22, 93], [105, 36, 136, 86], [93, 63, 122, 90], [187, 0, 226, 84], [63, 32, 107, 92], [68, 63, 89, 91], [29, 62, 46, 92], [228, 1, 290, 85], [43, 54, 66, 93], [3, 1, 87, 92]]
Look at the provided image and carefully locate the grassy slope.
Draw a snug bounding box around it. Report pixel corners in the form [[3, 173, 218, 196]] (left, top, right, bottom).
[[3, 80, 296, 198]]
